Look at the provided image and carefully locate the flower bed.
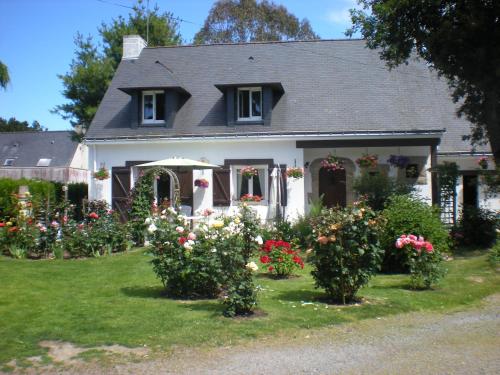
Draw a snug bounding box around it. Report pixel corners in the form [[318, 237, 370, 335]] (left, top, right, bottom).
[[240, 194, 262, 203]]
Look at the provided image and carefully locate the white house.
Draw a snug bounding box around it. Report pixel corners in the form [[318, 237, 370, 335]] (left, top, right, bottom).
[[85, 36, 498, 222]]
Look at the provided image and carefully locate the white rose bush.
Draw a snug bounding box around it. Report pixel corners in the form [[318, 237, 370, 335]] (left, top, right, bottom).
[[148, 204, 262, 316]]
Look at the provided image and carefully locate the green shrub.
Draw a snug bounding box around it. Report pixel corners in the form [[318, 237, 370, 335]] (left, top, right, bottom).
[[452, 206, 498, 249], [381, 195, 450, 273], [310, 202, 384, 303], [489, 241, 500, 268], [353, 171, 414, 211]]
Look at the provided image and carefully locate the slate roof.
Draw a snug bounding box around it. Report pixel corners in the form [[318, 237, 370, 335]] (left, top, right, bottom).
[[0, 131, 78, 168], [86, 39, 488, 154]]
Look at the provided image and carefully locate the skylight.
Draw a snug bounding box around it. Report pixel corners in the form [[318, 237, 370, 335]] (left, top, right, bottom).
[[37, 158, 52, 167], [3, 159, 14, 166]]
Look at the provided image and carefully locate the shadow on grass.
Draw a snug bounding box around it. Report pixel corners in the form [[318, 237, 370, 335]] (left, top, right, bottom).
[[275, 288, 325, 303], [178, 300, 222, 318], [120, 285, 168, 299]]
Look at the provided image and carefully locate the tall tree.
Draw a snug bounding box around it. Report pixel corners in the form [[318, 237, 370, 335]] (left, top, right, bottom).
[[194, 0, 318, 44], [54, 0, 181, 139], [0, 117, 46, 132], [348, 1, 500, 165], [0, 60, 10, 90]]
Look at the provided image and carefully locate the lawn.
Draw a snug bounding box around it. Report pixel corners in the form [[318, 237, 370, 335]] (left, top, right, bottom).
[[0, 249, 498, 367]]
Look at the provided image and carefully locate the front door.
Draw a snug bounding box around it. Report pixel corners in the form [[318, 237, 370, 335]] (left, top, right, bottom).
[[463, 175, 478, 208], [319, 167, 347, 208]]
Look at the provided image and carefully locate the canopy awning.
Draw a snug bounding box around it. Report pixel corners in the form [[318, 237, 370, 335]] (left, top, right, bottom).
[[136, 158, 220, 169]]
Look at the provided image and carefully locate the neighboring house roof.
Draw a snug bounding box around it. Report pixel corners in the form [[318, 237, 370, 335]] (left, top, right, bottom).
[[0, 131, 78, 168], [86, 39, 488, 154]]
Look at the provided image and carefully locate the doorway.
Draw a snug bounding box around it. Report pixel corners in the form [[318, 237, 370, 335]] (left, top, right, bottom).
[[319, 167, 347, 208], [463, 175, 478, 208]]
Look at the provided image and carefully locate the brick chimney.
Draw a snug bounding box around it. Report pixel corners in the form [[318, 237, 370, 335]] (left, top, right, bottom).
[[122, 35, 147, 60]]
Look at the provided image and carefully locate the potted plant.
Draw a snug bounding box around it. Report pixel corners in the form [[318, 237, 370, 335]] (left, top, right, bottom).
[[285, 167, 304, 179], [194, 178, 209, 188], [93, 167, 110, 180], [320, 153, 344, 171], [241, 166, 258, 178], [356, 154, 378, 168], [387, 155, 410, 169], [477, 156, 489, 170]]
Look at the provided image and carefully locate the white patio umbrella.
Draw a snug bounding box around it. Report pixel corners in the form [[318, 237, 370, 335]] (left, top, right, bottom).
[[136, 158, 220, 169]]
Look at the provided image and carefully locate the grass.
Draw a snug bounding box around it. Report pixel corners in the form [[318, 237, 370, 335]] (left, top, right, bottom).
[[0, 249, 498, 366]]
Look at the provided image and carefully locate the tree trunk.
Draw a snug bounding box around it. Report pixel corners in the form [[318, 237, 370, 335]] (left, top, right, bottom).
[[484, 90, 500, 166]]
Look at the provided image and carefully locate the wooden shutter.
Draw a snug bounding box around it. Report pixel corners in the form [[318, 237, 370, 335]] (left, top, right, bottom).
[[112, 166, 131, 222], [176, 169, 193, 207], [213, 168, 231, 206]]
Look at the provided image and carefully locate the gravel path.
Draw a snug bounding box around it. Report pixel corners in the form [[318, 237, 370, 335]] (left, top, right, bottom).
[[21, 294, 500, 374]]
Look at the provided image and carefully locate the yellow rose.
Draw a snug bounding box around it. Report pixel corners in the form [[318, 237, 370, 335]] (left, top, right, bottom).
[[6, 221, 13, 227], [234, 217, 241, 224], [211, 220, 224, 229]]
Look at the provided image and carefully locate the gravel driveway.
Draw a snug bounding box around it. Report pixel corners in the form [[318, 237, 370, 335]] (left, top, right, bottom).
[[21, 294, 500, 375]]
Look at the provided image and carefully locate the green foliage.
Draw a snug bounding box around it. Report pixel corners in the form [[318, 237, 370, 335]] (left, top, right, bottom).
[[8, 246, 26, 259], [0, 117, 46, 132], [194, 0, 318, 44], [62, 207, 130, 258], [348, 1, 500, 164], [54, 0, 181, 138], [0, 178, 57, 221], [353, 171, 415, 211], [489, 241, 500, 267], [0, 60, 9, 90], [381, 195, 450, 273], [222, 270, 257, 317], [452, 206, 498, 249], [310, 202, 384, 303]]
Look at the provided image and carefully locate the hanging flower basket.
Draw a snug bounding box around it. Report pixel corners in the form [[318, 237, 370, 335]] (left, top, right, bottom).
[[286, 167, 304, 179], [387, 155, 410, 169], [320, 153, 344, 171], [477, 157, 489, 170], [194, 178, 209, 188], [93, 167, 110, 180], [241, 166, 258, 178], [356, 154, 378, 168], [240, 194, 262, 203]]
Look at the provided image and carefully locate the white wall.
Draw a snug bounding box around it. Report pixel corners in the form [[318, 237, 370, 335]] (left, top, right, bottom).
[[89, 139, 305, 221]]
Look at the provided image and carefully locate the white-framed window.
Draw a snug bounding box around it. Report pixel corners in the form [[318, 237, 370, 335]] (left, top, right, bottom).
[[232, 165, 268, 203], [237, 87, 262, 121], [3, 159, 14, 166], [142, 90, 165, 124]]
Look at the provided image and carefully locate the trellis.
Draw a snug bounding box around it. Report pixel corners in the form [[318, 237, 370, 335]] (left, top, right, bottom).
[[436, 162, 460, 226]]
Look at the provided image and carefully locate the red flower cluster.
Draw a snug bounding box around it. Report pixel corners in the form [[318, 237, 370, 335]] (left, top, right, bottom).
[[88, 212, 99, 220], [395, 234, 434, 254], [356, 154, 378, 168], [178, 237, 187, 245], [0, 222, 5, 227], [260, 240, 304, 271], [240, 194, 262, 202]]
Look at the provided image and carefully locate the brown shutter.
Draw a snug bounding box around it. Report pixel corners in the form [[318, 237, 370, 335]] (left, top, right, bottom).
[[213, 168, 231, 206], [176, 169, 193, 207], [280, 164, 288, 206], [112, 166, 131, 222]]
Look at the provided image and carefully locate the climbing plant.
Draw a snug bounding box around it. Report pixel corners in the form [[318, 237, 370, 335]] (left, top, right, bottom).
[[129, 167, 180, 245]]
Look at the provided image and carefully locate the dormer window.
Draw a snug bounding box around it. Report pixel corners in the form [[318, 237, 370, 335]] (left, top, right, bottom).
[[237, 87, 262, 121], [142, 90, 165, 124]]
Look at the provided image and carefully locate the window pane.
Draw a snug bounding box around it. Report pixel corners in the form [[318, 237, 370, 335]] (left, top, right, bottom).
[[143, 95, 154, 120], [240, 175, 250, 196], [251, 90, 261, 117], [239, 90, 250, 118], [156, 93, 165, 120], [253, 174, 263, 197]]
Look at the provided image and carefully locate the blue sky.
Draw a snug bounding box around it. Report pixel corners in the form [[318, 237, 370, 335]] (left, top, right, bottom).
[[0, 0, 359, 131]]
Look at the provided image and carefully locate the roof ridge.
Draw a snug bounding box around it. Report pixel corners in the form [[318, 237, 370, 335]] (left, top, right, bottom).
[[0, 130, 72, 135], [144, 38, 365, 50]]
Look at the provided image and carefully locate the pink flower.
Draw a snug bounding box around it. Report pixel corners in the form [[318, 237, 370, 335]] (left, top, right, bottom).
[[414, 241, 424, 250], [187, 232, 196, 241], [408, 234, 417, 241], [424, 242, 434, 253], [51, 221, 59, 228], [175, 226, 184, 233], [88, 212, 99, 220], [403, 237, 411, 245], [418, 236, 425, 242], [395, 239, 404, 249]]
